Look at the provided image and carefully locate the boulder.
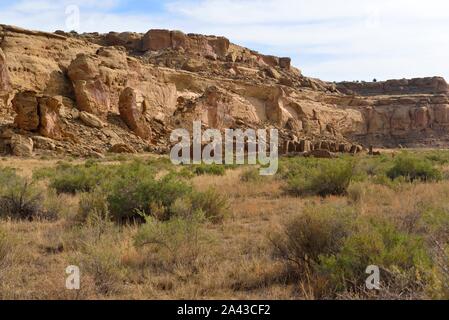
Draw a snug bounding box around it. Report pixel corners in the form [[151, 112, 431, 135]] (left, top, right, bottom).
[[39, 96, 63, 139], [119, 87, 151, 139], [182, 58, 206, 72], [307, 149, 336, 159], [12, 91, 40, 131], [11, 134, 34, 157], [79, 111, 106, 128], [68, 54, 110, 116], [260, 55, 279, 67], [208, 37, 230, 57], [265, 67, 281, 80], [104, 32, 143, 51], [71, 79, 110, 116], [279, 57, 291, 69], [109, 143, 136, 154], [142, 29, 172, 51], [171, 30, 188, 49], [32, 136, 56, 150], [88, 151, 105, 159], [67, 54, 99, 81]]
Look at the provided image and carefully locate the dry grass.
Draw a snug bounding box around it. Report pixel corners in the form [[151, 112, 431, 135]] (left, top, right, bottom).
[[0, 154, 448, 300]]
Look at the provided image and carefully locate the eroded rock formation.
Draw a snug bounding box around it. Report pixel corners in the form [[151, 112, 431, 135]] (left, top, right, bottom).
[[119, 87, 152, 139], [1, 23, 448, 157], [12, 91, 64, 139]]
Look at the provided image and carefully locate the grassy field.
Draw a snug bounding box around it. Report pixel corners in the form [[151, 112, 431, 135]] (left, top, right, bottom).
[[0, 151, 448, 300]]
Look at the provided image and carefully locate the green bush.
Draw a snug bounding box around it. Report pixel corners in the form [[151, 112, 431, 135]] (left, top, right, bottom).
[[191, 189, 229, 223], [271, 204, 356, 272], [319, 221, 431, 293], [387, 154, 442, 182], [240, 167, 264, 183], [424, 151, 449, 165], [272, 203, 433, 297], [284, 158, 354, 197], [134, 212, 206, 271], [78, 189, 110, 222], [36, 163, 109, 194], [36, 160, 158, 195], [0, 169, 46, 220], [106, 172, 192, 222], [193, 164, 226, 176]]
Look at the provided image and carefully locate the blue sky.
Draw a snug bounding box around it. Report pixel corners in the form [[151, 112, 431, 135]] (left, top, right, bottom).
[[1, 0, 449, 82]]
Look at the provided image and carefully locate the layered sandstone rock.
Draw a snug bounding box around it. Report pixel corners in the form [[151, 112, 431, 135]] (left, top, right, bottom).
[[38, 96, 64, 139], [12, 91, 64, 139], [79, 111, 106, 128], [68, 54, 111, 116], [119, 87, 151, 139], [142, 30, 230, 60], [11, 134, 34, 157], [12, 91, 40, 131], [337, 77, 449, 96], [1, 24, 449, 157], [104, 32, 143, 51], [109, 143, 137, 154], [0, 48, 11, 103]]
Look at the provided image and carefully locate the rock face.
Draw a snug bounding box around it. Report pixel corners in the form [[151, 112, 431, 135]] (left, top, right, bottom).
[[109, 143, 136, 154], [12, 91, 64, 139], [38, 96, 63, 139], [79, 111, 106, 128], [12, 91, 40, 130], [119, 87, 151, 139], [1, 24, 449, 157], [337, 77, 449, 96], [0, 48, 11, 103], [68, 54, 111, 116], [11, 134, 34, 157], [142, 30, 230, 60]]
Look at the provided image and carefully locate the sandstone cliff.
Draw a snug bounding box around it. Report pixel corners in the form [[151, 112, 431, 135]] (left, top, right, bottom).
[[0, 24, 448, 157]]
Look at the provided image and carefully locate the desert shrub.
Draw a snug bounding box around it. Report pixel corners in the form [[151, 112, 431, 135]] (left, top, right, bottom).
[[424, 151, 449, 165], [193, 164, 226, 176], [47, 164, 111, 194], [271, 204, 356, 274], [146, 157, 176, 171], [387, 154, 442, 182], [106, 173, 192, 222], [168, 190, 228, 223], [134, 212, 206, 272], [352, 155, 391, 180], [319, 221, 431, 293], [42, 190, 74, 220], [0, 169, 46, 220], [240, 167, 264, 183], [347, 182, 366, 205], [191, 189, 229, 223], [271, 202, 436, 298], [77, 189, 110, 223], [76, 235, 125, 295], [0, 228, 12, 268], [284, 158, 354, 197], [36, 160, 157, 195]]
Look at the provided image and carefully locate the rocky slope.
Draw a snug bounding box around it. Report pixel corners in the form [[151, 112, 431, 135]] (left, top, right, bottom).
[[0, 24, 448, 157]]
